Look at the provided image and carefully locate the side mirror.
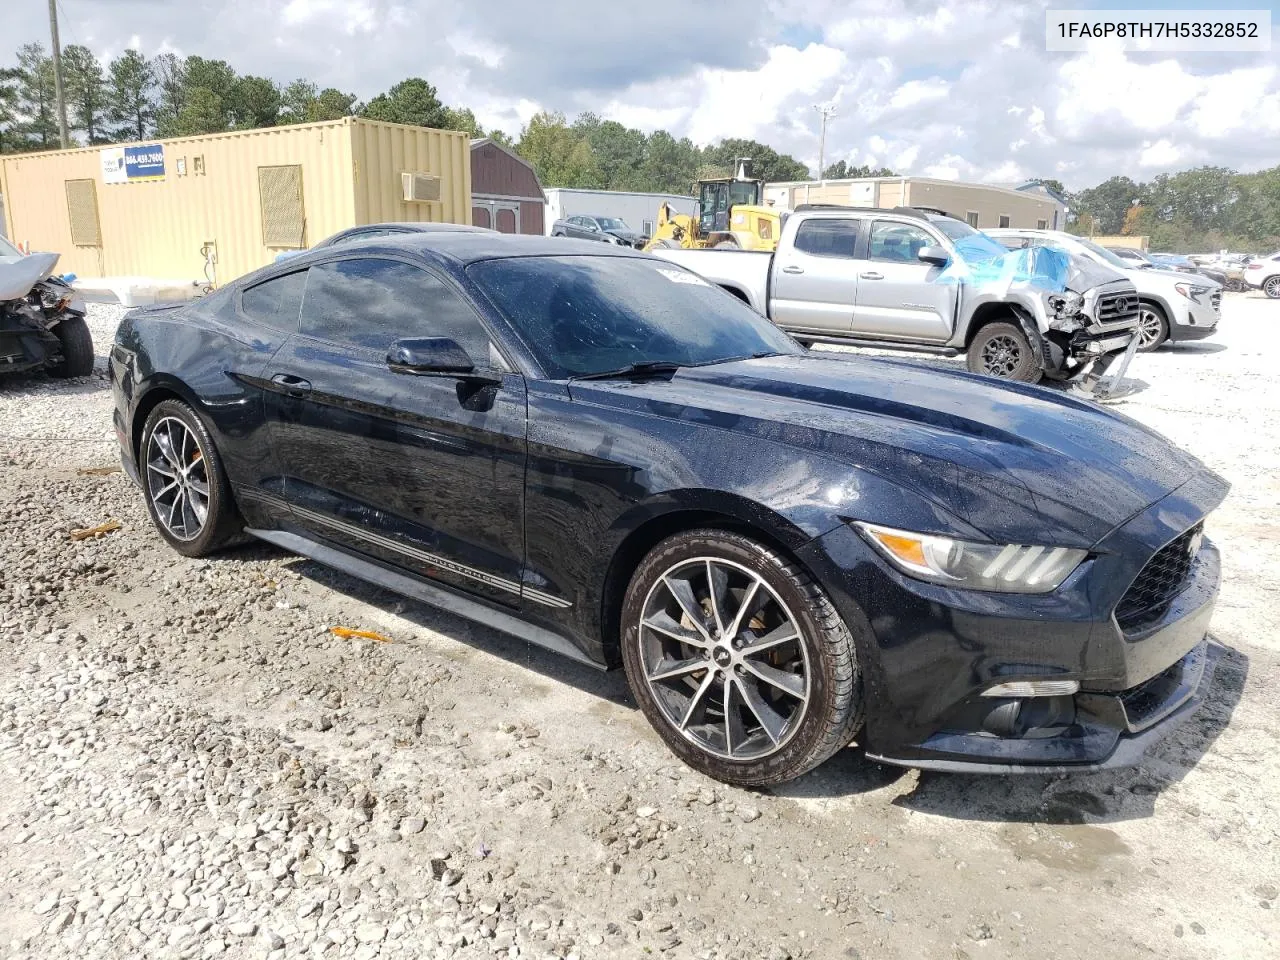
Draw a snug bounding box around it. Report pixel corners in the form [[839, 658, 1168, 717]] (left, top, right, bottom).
[[917, 245, 949, 267], [387, 337, 498, 383]]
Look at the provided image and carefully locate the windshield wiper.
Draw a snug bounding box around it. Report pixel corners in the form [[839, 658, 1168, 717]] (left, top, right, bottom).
[[569, 361, 684, 383]]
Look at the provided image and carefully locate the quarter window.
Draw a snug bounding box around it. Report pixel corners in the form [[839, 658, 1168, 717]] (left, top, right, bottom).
[[868, 221, 936, 263], [793, 219, 858, 258], [301, 258, 491, 359], [240, 270, 307, 333]]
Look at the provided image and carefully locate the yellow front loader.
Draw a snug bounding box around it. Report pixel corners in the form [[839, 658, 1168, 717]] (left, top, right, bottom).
[[644, 159, 781, 253]]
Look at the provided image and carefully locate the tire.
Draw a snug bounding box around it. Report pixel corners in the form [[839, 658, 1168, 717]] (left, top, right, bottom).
[[714, 239, 741, 249], [654, 239, 681, 249], [139, 399, 245, 557], [1136, 302, 1169, 352], [1264, 276, 1280, 299], [966, 321, 1041, 382], [620, 528, 863, 787], [49, 314, 94, 378]]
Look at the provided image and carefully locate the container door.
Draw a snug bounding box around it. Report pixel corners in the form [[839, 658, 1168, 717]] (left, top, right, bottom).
[[473, 206, 492, 229]]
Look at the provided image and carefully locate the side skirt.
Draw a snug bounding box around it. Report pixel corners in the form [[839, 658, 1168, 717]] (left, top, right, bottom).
[[245, 527, 605, 671]]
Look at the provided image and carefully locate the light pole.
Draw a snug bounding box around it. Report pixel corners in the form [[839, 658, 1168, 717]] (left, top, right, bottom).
[[813, 102, 837, 180], [48, 0, 71, 148]]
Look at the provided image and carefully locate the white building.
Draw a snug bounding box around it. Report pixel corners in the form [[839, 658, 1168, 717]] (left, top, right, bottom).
[[541, 188, 698, 237]]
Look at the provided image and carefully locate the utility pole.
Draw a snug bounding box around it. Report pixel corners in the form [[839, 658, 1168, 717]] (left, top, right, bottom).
[[48, 0, 71, 149], [813, 102, 837, 180]]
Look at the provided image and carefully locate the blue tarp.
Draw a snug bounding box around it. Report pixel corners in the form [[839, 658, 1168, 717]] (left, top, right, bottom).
[[937, 235, 1071, 292]]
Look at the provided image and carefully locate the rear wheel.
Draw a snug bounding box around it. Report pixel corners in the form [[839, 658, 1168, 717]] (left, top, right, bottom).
[[140, 400, 245, 557], [714, 238, 741, 249], [967, 322, 1041, 382], [654, 239, 682, 249], [1264, 276, 1280, 299], [49, 315, 94, 378], [1136, 302, 1169, 351], [620, 529, 863, 786]]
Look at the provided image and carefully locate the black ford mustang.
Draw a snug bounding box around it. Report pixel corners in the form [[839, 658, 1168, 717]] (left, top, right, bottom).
[[110, 233, 1227, 786]]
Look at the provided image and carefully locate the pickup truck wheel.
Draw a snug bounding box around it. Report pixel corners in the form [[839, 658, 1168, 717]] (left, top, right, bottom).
[[1264, 276, 1280, 299], [1136, 303, 1169, 351], [967, 322, 1040, 382], [620, 529, 863, 787], [49, 315, 94, 378]]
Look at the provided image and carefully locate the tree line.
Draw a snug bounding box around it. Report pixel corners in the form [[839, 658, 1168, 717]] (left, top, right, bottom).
[[0, 43, 829, 196], [4, 43, 1274, 249], [1067, 167, 1280, 253]]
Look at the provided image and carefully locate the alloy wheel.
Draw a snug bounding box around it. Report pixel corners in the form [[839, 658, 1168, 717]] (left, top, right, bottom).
[[1137, 307, 1165, 348], [1266, 276, 1280, 299], [981, 334, 1022, 377], [637, 557, 811, 761], [145, 416, 210, 541]]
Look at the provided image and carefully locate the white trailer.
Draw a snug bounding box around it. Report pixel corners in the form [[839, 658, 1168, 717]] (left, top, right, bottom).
[[542, 188, 698, 238]]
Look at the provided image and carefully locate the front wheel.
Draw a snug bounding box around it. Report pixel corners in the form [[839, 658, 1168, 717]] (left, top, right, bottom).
[[620, 529, 863, 786], [1264, 276, 1280, 299], [49, 314, 94, 378], [966, 322, 1041, 382], [1136, 302, 1169, 351]]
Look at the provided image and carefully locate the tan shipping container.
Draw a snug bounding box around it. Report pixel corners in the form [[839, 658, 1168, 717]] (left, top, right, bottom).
[[0, 117, 471, 287]]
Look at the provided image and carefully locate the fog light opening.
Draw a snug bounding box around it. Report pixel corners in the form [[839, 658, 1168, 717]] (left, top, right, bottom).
[[982, 679, 1080, 698]]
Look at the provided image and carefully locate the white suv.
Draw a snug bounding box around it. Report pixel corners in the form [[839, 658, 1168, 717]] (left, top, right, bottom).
[[988, 229, 1221, 351], [1244, 252, 1280, 298]]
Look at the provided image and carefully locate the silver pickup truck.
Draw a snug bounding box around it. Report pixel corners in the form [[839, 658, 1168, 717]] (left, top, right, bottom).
[[650, 205, 1141, 385]]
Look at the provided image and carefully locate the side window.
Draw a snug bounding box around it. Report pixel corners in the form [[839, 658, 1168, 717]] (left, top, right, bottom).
[[793, 219, 858, 258], [240, 270, 307, 333], [301, 258, 491, 359], [868, 221, 936, 263]]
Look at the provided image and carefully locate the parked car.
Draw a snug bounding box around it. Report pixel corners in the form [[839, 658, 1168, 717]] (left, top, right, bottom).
[[1105, 246, 1233, 289], [1244, 251, 1280, 298], [650, 205, 1139, 385], [551, 215, 645, 247], [0, 236, 94, 378], [110, 232, 1226, 785], [989, 229, 1221, 352], [276, 222, 494, 261]]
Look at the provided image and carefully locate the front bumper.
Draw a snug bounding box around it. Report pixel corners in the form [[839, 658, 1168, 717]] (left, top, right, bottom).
[[799, 471, 1228, 773], [1170, 295, 1221, 342]]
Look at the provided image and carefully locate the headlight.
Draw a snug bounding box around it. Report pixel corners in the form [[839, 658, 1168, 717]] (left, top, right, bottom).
[[1046, 291, 1083, 318], [855, 522, 1088, 594], [1174, 282, 1211, 301]]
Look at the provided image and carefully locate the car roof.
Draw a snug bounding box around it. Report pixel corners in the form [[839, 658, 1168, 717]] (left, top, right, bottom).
[[305, 231, 649, 266]]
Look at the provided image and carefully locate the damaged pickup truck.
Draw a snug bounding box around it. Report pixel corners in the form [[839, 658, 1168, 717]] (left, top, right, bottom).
[[0, 237, 94, 379], [649, 205, 1140, 391]]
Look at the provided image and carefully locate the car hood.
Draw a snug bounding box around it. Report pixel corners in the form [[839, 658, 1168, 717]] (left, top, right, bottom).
[[606, 229, 643, 242], [1067, 255, 1129, 293], [579, 353, 1215, 547], [1131, 267, 1221, 291]]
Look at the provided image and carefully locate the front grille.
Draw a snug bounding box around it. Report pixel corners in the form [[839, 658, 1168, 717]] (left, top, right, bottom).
[[1115, 523, 1202, 631], [1096, 292, 1140, 326]]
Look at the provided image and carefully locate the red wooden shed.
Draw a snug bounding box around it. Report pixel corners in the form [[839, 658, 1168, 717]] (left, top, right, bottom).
[[469, 138, 546, 235]]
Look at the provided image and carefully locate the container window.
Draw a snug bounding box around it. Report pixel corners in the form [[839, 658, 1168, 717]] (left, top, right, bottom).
[[966, 211, 979, 228], [65, 179, 102, 247], [998, 214, 1011, 228], [258, 165, 306, 248], [1036, 219, 1048, 230]]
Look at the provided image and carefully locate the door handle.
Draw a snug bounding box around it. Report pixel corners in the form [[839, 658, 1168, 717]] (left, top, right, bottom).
[[859, 272, 884, 280], [270, 373, 312, 397], [780, 265, 804, 274]]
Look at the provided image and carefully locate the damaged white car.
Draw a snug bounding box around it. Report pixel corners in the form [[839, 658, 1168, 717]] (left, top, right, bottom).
[[0, 237, 93, 379]]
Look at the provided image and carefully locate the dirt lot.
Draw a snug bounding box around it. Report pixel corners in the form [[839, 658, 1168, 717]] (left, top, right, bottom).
[[0, 294, 1276, 960]]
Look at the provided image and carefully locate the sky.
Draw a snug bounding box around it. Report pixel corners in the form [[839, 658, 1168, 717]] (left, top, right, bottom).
[[4, 0, 1280, 189]]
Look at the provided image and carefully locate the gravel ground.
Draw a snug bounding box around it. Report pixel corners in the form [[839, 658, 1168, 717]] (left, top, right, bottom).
[[0, 294, 1276, 960]]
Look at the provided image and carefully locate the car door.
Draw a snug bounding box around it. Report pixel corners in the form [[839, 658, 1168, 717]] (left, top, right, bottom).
[[264, 255, 530, 609], [850, 219, 956, 342], [566, 217, 591, 240], [768, 217, 861, 333]]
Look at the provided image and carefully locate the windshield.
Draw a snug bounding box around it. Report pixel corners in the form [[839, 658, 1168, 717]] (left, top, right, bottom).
[[928, 217, 1009, 263], [468, 255, 801, 378], [0, 235, 22, 258], [596, 218, 628, 231], [1070, 235, 1132, 270]]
